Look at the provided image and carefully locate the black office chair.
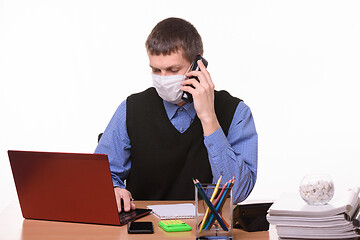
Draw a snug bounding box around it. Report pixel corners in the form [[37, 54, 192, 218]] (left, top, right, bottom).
[[98, 133, 103, 143]]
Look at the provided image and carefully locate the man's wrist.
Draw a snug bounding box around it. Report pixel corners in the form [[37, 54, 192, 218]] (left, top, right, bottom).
[[200, 114, 220, 136]]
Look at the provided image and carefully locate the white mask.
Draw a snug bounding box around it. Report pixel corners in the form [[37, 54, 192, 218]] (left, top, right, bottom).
[[152, 65, 192, 104]]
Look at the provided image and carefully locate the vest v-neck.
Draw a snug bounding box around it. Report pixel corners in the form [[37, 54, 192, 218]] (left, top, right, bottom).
[[158, 100, 201, 136]]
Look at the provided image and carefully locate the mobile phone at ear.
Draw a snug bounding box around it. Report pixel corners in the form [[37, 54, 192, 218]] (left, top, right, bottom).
[[127, 221, 154, 234], [181, 54, 208, 103]]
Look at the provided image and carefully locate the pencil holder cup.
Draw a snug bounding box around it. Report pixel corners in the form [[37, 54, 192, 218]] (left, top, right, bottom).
[[195, 184, 233, 240]]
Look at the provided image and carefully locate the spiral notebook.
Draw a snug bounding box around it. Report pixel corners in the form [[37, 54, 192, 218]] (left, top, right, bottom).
[[147, 203, 195, 219]]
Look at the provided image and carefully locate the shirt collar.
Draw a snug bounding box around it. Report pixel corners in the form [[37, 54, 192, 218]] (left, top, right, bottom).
[[163, 100, 196, 120]]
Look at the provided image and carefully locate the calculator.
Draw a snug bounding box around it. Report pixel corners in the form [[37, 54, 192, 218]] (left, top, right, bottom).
[[158, 220, 192, 232]]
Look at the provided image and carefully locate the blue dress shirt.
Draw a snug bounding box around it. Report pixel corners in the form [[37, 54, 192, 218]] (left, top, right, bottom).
[[95, 99, 258, 203]]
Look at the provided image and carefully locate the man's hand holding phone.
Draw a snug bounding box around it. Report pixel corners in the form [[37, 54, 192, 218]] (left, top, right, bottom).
[[180, 59, 220, 136], [114, 187, 136, 212]]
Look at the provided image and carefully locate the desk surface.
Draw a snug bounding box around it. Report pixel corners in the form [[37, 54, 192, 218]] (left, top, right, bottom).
[[0, 201, 278, 240]]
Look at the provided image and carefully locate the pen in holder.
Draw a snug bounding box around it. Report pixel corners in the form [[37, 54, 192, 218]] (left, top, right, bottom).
[[194, 182, 233, 240]]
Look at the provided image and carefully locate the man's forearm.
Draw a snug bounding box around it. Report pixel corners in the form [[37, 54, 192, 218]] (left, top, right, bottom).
[[204, 125, 257, 203]]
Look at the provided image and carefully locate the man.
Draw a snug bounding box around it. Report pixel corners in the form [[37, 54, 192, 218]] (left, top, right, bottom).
[[95, 17, 257, 212]]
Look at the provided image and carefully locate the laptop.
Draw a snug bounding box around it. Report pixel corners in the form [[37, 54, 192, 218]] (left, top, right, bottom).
[[8, 150, 151, 226]]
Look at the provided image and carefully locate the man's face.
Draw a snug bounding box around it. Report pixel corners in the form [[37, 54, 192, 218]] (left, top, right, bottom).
[[148, 51, 191, 76]]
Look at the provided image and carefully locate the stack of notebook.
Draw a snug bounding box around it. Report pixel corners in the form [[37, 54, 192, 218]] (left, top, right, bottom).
[[267, 187, 360, 239]]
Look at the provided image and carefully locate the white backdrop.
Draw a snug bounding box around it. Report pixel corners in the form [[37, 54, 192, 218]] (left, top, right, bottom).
[[1, 0, 360, 213]]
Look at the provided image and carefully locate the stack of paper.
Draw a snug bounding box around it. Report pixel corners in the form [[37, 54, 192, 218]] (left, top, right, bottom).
[[267, 187, 360, 239]]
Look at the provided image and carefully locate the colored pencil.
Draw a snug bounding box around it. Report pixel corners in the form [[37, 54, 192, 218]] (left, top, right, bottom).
[[199, 174, 222, 233], [193, 179, 229, 232], [202, 180, 230, 230], [204, 178, 234, 230], [212, 180, 230, 208]]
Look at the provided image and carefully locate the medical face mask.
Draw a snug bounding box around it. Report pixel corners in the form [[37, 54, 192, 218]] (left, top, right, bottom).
[[152, 65, 192, 104]]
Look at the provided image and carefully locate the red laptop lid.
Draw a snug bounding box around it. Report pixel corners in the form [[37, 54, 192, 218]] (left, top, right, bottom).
[[8, 150, 121, 226]]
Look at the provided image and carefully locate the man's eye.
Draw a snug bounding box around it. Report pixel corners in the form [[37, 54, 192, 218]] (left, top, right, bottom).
[[170, 69, 179, 73], [152, 69, 160, 73]]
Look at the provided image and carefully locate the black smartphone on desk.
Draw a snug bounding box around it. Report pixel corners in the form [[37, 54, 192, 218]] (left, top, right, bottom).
[[127, 221, 154, 234], [181, 54, 208, 103]]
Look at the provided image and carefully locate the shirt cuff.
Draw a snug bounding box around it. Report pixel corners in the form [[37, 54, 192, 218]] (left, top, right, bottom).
[[204, 127, 230, 158], [112, 179, 125, 188]]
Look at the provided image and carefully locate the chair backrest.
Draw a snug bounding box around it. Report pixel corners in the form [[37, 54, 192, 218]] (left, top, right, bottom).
[[98, 133, 103, 143]]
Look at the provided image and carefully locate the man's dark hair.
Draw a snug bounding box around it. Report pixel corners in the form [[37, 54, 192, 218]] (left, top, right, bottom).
[[145, 17, 204, 63]]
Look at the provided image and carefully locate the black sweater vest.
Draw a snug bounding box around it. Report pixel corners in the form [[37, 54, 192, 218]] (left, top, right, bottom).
[[126, 87, 241, 200]]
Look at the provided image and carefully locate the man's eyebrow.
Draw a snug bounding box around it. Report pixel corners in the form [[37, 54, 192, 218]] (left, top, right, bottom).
[[149, 64, 183, 70]]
